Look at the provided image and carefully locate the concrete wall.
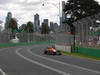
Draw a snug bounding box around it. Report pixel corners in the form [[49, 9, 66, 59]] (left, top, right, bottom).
[[55, 44, 71, 53]]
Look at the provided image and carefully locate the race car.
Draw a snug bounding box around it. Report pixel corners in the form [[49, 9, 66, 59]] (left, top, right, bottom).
[[44, 46, 62, 55]]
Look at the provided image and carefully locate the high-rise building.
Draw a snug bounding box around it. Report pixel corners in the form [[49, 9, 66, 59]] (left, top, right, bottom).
[[59, 1, 70, 32], [5, 12, 12, 29], [0, 20, 3, 24], [0, 20, 3, 31], [50, 22, 59, 32], [53, 23, 59, 32], [19, 24, 27, 31], [50, 22, 54, 31], [62, 1, 66, 23], [41, 19, 50, 34], [43, 19, 49, 26], [34, 13, 40, 32]]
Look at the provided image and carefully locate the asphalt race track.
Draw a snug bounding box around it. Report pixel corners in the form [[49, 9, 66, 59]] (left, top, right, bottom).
[[0, 45, 100, 75]]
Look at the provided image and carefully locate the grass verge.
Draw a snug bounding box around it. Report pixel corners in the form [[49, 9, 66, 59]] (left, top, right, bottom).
[[62, 51, 100, 61]]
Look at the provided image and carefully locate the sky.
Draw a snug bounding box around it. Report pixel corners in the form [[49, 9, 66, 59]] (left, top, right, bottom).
[[0, 0, 100, 27]]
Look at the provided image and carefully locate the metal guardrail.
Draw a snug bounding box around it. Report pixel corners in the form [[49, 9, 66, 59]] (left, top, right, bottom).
[[0, 41, 55, 48]]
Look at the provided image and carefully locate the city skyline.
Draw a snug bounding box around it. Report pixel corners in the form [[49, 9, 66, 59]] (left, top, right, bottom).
[[0, 0, 100, 27], [0, 0, 67, 27]]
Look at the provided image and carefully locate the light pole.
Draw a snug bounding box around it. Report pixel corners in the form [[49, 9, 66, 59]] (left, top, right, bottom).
[[63, 0, 76, 52]]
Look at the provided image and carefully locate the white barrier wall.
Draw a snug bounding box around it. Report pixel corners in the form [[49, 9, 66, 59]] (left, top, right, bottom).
[[55, 44, 71, 53]]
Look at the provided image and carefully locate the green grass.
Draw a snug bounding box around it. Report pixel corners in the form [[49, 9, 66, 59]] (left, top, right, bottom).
[[62, 51, 100, 60]]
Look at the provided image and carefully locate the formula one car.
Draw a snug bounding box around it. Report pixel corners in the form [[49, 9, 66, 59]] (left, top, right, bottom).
[[44, 46, 62, 55]]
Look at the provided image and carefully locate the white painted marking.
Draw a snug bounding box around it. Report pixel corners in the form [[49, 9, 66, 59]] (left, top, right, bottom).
[[16, 48, 70, 75], [28, 49, 100, 74], [0, 68, 6, 75]]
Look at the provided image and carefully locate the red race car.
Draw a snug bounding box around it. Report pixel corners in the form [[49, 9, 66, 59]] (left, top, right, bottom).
[[44, 46, 62, 55]]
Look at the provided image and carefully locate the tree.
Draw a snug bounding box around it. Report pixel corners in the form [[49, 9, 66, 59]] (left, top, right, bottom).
[[41, 23, 50, 34], [8, 18, 18, 38], [26, 21, 34, 33], [63, 0, 100, 51], [9, 18, 18, 32], [64, 0, 100, 21], [63, 0, 100, 33]]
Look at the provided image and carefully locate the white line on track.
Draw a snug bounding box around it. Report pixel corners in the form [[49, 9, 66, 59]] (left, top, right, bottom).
[[16, 48, 70, 75], [0, 68, 6, 75], [27, 48, 100, 74]]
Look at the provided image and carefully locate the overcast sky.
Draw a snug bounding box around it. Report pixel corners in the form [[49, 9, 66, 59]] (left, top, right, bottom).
[[0, 0, 100, 27]]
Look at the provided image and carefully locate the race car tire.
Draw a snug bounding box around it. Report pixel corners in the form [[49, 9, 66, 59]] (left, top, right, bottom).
[[44, 50, 47, 54], [56, 51, 62, 55], [47, 51, 52, 55]]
